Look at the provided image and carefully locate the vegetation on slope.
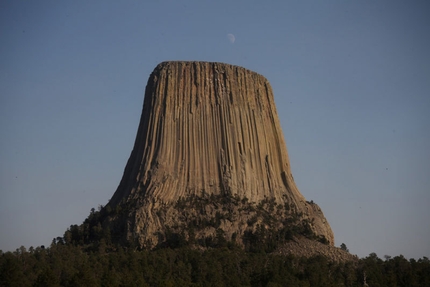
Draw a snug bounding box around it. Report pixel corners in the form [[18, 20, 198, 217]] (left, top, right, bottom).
[[63, 193, 329, 252], [2, 198, 428, 286]]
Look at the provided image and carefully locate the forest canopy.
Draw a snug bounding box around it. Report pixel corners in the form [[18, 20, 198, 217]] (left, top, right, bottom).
[[1, 242, 429, 287]]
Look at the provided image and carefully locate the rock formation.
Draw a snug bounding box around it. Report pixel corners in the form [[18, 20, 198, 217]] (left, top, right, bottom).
[[104, 61, 334, 248]]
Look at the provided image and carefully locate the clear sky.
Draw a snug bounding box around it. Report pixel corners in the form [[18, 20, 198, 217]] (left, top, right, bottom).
[[1, 1, 429, 259]]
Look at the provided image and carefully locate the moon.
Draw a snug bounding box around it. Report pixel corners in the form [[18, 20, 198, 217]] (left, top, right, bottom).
[[227, 33, 235, 43]]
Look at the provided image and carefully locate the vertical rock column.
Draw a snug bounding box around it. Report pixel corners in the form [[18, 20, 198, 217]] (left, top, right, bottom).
[[108, 61, 334, 246]]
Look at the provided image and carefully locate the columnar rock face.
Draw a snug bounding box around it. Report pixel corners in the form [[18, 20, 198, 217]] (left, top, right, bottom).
[[106, 61, 334, 247]]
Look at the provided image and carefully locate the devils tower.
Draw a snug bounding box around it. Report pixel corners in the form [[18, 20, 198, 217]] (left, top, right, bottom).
[[103, 61, 334, 249]]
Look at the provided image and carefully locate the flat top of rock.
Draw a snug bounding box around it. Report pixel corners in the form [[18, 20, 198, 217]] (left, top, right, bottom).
[[154, 60, 266, 78]]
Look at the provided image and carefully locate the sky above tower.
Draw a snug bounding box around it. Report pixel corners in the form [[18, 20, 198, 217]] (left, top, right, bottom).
[[1, 0, 429, 259]]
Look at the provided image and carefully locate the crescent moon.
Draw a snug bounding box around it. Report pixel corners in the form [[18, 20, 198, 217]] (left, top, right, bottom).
[[227, 34, 235, 43]]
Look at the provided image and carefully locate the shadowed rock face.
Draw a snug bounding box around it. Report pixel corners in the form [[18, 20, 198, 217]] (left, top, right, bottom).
[[107, 61, 334, 247]]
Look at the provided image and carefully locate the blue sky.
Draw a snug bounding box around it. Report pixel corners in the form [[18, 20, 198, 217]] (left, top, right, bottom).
[[1, 0, 429, 259]]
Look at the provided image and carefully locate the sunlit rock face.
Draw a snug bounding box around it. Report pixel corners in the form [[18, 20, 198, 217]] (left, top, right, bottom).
[[106, 61, 334, 247]]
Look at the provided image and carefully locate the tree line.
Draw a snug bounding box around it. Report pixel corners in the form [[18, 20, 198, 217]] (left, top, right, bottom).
[[2, 199, 429, 286], [1, 241, 429, 286]]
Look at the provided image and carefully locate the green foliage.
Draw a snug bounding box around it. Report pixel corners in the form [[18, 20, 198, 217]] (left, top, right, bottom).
[[170, 193, 330, 252], [1, 245, 429, 286], [3, 195, 427, 286], [59, 192, 332, 253], [340, 243, 349, 252], [49, 192, 336, 253]]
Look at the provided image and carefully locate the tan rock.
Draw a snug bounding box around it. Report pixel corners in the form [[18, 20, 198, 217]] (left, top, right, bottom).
[[106, 61, 334, 247]]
